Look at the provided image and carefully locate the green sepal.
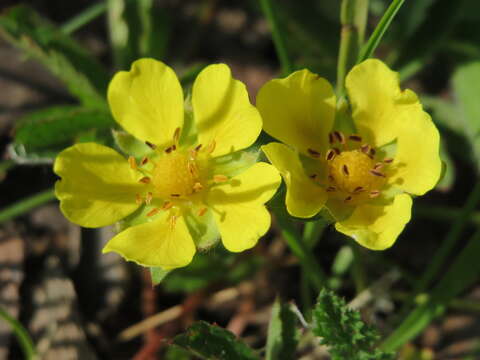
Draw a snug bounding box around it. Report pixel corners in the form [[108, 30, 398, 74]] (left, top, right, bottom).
[[112, 129, 154, 159]]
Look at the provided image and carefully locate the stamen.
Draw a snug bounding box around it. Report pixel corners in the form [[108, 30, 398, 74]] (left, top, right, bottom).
[[165, 146, 173, 154], [328, 132, 335, 144], [370, 169, 386, 177], [128, 156, 137, 170], [383, 158, 394, 163], [360, 144, 371, 154], [173, 127, 181, 143], [307, 148, 321, 158], [147, 208, 160, 217], [162, 201, 174, 210], [172, 144, 177, 151], [135, 194, 143, 205], [139, 176, 151, 184], [369, 190, 381, 198], [334, 131, 346, 144], [370, 148, 376, 156], [309, 174, 317, 179], [140, 157, 149, 166], [195, 144, 203, 151], [206, 140, 216, 154], [213, 175, 229, 183], [145, 192, 153, 205], [328, 175, 335, 182], [145, 141, 156, 149], [326, 186, 336, 192], [169, 215, 177, 229], [170, 194, 180, 197], [188, 162, 199, 177], [353, 186, 364, 193], [342, 164, 349, 176], [333, 147, 341, 155], [326, 149, 336, 161], [198, 208, 208, 217], [374, 162, 384, 170], [344, 196, 353, 202], [349, 135, 362, 142], [193, 182, 203, 192]]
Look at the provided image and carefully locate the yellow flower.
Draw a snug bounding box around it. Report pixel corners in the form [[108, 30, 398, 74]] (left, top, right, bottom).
[[258, 59, 441, 250], [54, 59, 281, 270]]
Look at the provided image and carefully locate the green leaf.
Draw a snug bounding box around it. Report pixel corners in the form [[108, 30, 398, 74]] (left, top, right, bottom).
[[358, 0, 405, 63], [14, 106, 114, 152], [381, 229, 480, 352], [112, 130, 153, 159], [150, 267, 170, 286], [0, 5, 109, 108], [312, 289, 394, 360], [173, 321, 260, 360], [266, 299, 299, 360]]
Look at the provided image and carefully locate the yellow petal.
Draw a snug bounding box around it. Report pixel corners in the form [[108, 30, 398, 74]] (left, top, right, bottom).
[[108, 58, 184, 146], [262, 142, 326, 218], [192, 64, 262, 157], [207, 162, 281, 252], [257, 69, 336, 155], [54, 143, 142, 228], [103, 213, 195, 269], [346, 59, 418, 147], [335, 193, 412, 250], [388, 106, 442, 195]]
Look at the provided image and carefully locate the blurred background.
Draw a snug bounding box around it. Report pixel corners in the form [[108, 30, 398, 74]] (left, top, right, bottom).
[[1, 0, 480, 359]]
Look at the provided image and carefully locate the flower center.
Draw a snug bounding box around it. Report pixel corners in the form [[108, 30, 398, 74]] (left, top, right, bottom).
[[308, 131, 393, 204], [151, 152, 200, 198], [328, 150, 386, 195]]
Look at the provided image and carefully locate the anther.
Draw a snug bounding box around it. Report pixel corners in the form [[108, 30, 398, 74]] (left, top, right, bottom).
[[147, 208, 160, 217], [328, 132, 335, 144], [165, 146, 173, 154], [145, 141, 156, 149], [198, 208, 208, 217], [213, 175, 229, 183], [349, 135, 362, 142], [344, 196, 353, 202], [128, 156, 137, 170], [333, 147, 341, 155], [326, 186, 336, 192], [309, 174, 317, 179], [162, 201, 174, 210], [170, 194, 180, 197], [193, 182, 203, 192], [188, 162, 199, 177], [171, 144, 176, 151], [139, 176, 151, 184], [353, 186, 364, 193], [135, 194, 143, 205], [195, 144, 203, 151], [369, 190, 381, 198], [206, 140, 216, 154], [342, 164, 349, 176], [370, 148, 376, 156], [370, 169, 386, 177], [173, 127, 181, 143], [328, 175, 335, 182], [145, 192, 153, 205], [140, 157, 149, 166], [374, 163, 384, 170], [326, 149, 336, 161], [307, 148, 320, 158], [361, 144, 371, 154], [334, 131, 346, 144], [383, 158, 393, 163]]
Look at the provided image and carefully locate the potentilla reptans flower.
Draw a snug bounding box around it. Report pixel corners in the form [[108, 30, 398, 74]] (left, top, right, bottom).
[[258, 59, 441, 250], [54, 59, 281, 269]]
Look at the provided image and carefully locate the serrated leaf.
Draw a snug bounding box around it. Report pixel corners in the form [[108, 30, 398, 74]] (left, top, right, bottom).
[[150, 267, 170, 286], [0, 5, 109, 108], [312, 289, 394, 360], [14, 106, 114, 151], [173, 321, 259, 360], [266, 299, 299, 360]]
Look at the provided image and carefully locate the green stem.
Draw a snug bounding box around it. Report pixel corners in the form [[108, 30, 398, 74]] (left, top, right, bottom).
[[412, 182, 480, 295], [0, 189, 56, 224], [350, 244, 367, 293], [336, 0, 369, 94], [274, 209, 326, 292], [414, 203, 480, 225], [259, 0, 293, 76], [61, 2, 107, 34], [0, 306, 37, 359]]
